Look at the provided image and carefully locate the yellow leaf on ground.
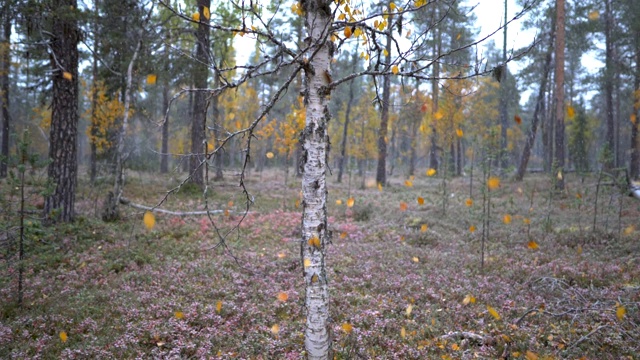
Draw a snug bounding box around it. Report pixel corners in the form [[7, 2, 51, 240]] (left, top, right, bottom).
[[463, 294, 476, 305], [487, 305, 501, 320], [503, 214, 512, 224], [60, 331, 68, 343], [420, 224, 428, 232], [216, 300, 222, 313], [271, 324, 280, 334], [523, 218, 531, 225], [469, 225, 476, 233], [527, 240, 539, 250], [406, 304, 413, 316], [400, 327, 406, 338], [277, 292, 289, 302], [340, 232, 347, 239], [143, 211, 156, 230], [412, 256, 419, 263], [417, 197, 424, 205], [451, 343, 459, 350], [399, 202, 408, 211], [616, 304, 626, 320], [174, 311, 184, 319], [525, 350, 539, 360], [342, 322, 353, 333], [623, 225, 635, 235], [465, 198, 473, 207], [347, 197, 355, 208]]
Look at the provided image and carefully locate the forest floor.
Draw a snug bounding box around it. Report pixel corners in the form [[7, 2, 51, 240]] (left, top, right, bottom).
[[1, 168, 639, 359]]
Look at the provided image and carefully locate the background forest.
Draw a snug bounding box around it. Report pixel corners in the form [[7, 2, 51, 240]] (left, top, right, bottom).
[[0, 0, 639, 359]]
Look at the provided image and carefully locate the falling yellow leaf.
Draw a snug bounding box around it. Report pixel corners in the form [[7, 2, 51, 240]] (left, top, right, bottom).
[[207, 142, 215, 152], [383, 49, 389, 57], [347, 197, 355, 208], [527, 240, 539, 250], [391, 65, 399, 75], [567, 105, 575, 119], [342, 322, 353, 334], [503, 214, 512, 224], [192, 11, 200, 21], [60, 331, 68, 343], [523, 218, 531, 225], [277, 292, 289, 302], [487, 305, 501, 320], [399, 202, 408, 211], [420, 224, 428, 233], [340, 232, 347, 239], [146, 74, 157, 85], [469, 225, 476, 233], [216, 300, 222, 313], [62, 72, 73, 81], [271, 324, 280, 334], [434, 110, 444, 120], [400, 327, 406, 338], [455, 128, 463, 138], [616, 304, 626, 320], [404, 180, 413, 187], [266, 151, 274, 159], [336, 199, 343, 205], [175, 311, 184, 319], [631, 114, 637, 124], [426, 168, 436, 177], [417, 197, 424, 205], [487, 176, 500, 190], [377, 183, 383, 191], [389, 2, 396, 11], [463, 294, 476, 305], [623, 225, 635, 235], [465, 198, 473, 207], [295, 199, 300, 208], [588, 10, 599, 20], [344, 26, 352, 38], [406, 304, 413, 316], [143, 211, 156, 230], [412, 256, 419, 263], [308, 236, 321, 249], [525, 350, 539, 360], [303, 258, 311, 268]]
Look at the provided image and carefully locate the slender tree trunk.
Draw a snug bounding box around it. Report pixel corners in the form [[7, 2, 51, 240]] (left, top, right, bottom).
[[0, 4, 11, 179], [212, 67, 224, 180], [44, 0, 79, 224], [631, 30, 640, 179], [160, 34, 170, 174], [456, 137, 462, 176], [603, 0, 615, 170], [553, 0, 565, 190], [429, 21, 441, 171], [498, 0, 508, 170], [89, 2, 99, 183], [189, 0, 211, 187], [160, 72, 170, 173], [376, 10, 393, 186], [300, 1, 333, 358], [337, 49, 358, 183], [516, 24, 554, 181]]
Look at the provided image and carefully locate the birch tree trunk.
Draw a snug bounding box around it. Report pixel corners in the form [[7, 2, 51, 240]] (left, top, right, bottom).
[[300, 0, 333, 358]]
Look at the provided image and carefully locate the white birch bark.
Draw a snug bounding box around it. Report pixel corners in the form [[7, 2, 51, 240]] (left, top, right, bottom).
[[301, 1, 333, 358]]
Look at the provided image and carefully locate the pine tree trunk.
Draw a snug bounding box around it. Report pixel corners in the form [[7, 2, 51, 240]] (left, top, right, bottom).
[[516, 24, 554, 181], [631, 30, 640, 179], [337, 50, 358, 183], [429, 21, 441, 171], [44, 0, 79, 224], [553, 0, 565, 190], [603, 0, 615, 170], [0, 4, 11, 179], [189, 0, 210, 187], [300, 1, 333, 358], [160, 73, 170, 173], [212, 68, 223, 181], [376, 10, 393, 186]]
